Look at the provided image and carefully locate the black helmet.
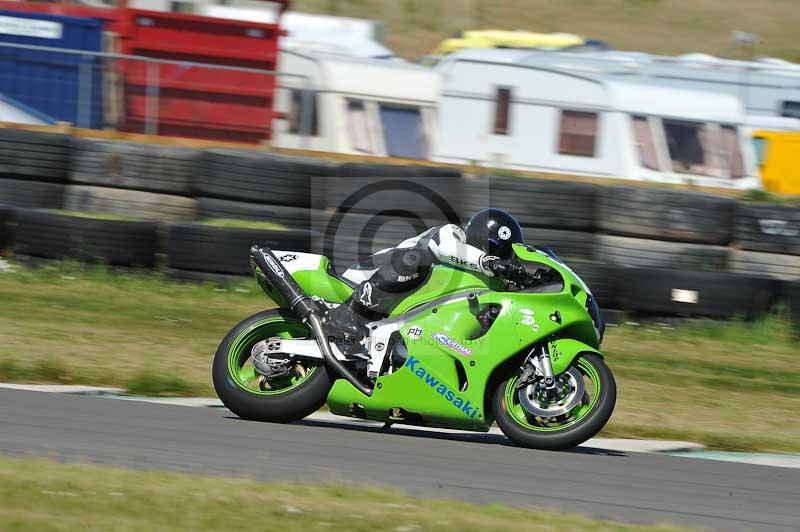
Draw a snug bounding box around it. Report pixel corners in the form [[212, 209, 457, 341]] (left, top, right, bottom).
[[464, 208, 524, 260]]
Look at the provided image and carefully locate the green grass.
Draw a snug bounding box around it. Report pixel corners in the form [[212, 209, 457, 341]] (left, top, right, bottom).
[[0, 261, 797, 452], [601, 315, 800, 452], [0, 455, 692, 532], [47, 209, 138, 221], [292, 0, 800, 61], [740, 189, 800, 206], [200, 218, 288, 230], [0, 261, 264, 396]]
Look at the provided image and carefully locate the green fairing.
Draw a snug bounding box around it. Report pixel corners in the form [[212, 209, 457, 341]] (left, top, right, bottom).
[[311, 244, 604, 431]]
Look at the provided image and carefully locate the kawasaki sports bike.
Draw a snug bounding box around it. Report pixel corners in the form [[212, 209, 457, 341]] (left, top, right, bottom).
[[212, 244, 616, 450]]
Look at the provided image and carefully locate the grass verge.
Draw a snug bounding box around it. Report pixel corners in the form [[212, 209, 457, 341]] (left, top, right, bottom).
[[0, 260, 797, 452], [0, 455, 691, 531], [47, 210, 138, 221], [292, 0, 800, 62], [199, 218, 288, 230]]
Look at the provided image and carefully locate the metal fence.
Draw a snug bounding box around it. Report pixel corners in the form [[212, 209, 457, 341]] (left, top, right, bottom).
[[0, 41, 313, 143]]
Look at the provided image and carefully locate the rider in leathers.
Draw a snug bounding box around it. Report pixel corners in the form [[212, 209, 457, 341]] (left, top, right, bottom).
[[324, 209, 530, 343]]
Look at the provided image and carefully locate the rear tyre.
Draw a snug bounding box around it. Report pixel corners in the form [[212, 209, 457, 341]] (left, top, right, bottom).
[[493, 353, 616, 451], [212, 309, 332, 422]]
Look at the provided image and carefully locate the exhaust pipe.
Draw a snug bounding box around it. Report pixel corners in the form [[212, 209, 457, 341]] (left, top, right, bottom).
[[250, 246, 373, 397]]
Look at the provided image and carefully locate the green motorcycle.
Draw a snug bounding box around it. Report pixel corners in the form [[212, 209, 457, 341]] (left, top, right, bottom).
[[212, 243, 616, 450]]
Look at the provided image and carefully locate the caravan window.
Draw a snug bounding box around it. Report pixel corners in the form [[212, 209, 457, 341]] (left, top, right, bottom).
[[632, 116, 660, 170], [347, 100, 375, 154], [288, 89, 319, 136], [781, 101, 800, 119], [663, 120, 714, 175], [379, 105, 427, 159], [720, 125, 746, 178], [558, 111, 598, 157], [493, 87, 512, 135]]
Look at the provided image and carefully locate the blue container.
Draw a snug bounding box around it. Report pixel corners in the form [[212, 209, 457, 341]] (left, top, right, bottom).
[[0, 10, 104, 128]]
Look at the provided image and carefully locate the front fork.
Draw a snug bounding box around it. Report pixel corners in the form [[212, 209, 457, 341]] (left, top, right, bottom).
[[516, 344, 558, 398]]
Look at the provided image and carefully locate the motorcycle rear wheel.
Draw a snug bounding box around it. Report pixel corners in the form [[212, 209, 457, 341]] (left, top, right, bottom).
[[212, 309, 332, 422], [493, 353, 616, 451]]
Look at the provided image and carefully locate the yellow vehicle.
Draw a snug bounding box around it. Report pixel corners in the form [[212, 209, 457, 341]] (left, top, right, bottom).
[[753, 130, 800, 194], [431, 30, 585, 57]]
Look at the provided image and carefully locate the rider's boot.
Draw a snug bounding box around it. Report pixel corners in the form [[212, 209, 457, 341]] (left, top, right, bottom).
[[322, 295, 369, 355]]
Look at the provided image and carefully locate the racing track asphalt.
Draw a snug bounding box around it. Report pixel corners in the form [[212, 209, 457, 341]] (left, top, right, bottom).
[[1, 388, 798, 531]]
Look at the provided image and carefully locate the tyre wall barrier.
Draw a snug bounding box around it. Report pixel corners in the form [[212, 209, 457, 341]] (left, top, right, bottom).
[[728, 249, 800, 281], [596, 186, 736, 245], [196, 197, 324, 230], [569, 261, 620, 310], [193, 150, 333, 209], [618, 268, 779, 318], [11, 209, 158, 267], [0, 132, 796, 321], [64, 185, 197, 222], [463, 175, 597, 231], [316, 236, 398, 273], [733, 202, 800, 256], [69, 138, 201, 196], [0, 204, 12, 251], [323, 173, 465, 223], [332, 162, 462, 178], [0, 178, 65, 210], [166, 223, 317, 276], [311, 209, 462, 271], [595, 235, 729, 271], [534, 229, 595, 261], [0, 129, 71, 183]]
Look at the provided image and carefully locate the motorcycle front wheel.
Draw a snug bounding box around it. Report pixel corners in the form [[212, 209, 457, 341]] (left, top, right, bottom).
[[493, 353, 616, 451], [212, 309, 331, 423]]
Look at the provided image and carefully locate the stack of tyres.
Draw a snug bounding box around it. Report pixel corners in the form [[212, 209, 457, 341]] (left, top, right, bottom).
[[568, 261, 620, 311], [196, 198, 325, 229], [70, 138, 199, 195], [319, 164, 464, 271], [0, 204, 12, 251], [65, 138, 199, 221], [462, 175, 607, 307], [618, 268, 779, 318], [193, 149, 333, 230], [314, 211, 430, 273], [462, 175, 597, 234], [730, 202, 800, 281], [166, 223, 317, 281], [595, 186, 735, 270], [11, 209, 158, 267], [324, 164, 464, 222], [0, 129, 70, 209]]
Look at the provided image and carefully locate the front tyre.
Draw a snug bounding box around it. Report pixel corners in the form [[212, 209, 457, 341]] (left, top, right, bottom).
[[212, 309, 331, 423], [493, 353, 616, 451]]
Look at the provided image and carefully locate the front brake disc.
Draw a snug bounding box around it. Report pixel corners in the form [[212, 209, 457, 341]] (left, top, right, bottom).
[[518, 367, 585, 417]]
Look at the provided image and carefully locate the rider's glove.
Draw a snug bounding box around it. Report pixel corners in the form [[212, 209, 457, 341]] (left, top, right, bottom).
[[479, 255, 500, 276], [488, 259, 530, 286]]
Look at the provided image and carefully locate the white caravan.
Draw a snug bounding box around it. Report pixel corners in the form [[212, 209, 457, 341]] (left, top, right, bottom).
[[506, 50, 800, 120], [274, 50, 439, 159], [434, 49, 759, 190]]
